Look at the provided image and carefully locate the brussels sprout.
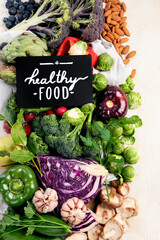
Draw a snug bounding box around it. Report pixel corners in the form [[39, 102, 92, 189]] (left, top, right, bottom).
[[127, 92, 142, 109], [123, 124, 135, 136], [121, 136, 135, 145], [96, 53, 114, 71], [107, 154, 124, 174], [112, 140, 124, 154], [93, 73, 108, 91], [123, 146, 139, 164], [119, 77, 135, 94], [108, 124, 123, 138], [91, 121, 104, 136], [121, 166, 136, 182], [81, 103, 96, 114], [62, 108, 84, 126]]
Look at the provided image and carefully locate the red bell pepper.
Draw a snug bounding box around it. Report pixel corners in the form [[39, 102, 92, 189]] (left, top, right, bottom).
[[57, 36, 98, 67]]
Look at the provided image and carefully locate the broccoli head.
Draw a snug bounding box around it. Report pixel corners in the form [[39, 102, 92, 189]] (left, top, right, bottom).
[[70, 0, 104, 42], [32, 115, 45, 138], [27, 132, 49, 156], [59, 118, 72, 135], [45, 135, 59, 149], [7, 93, 19, 113], [41, 114, 61, 136]]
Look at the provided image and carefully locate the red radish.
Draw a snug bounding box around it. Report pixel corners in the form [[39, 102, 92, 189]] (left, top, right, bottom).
[[24, 124, 32, 136], [99, 86, 128, 120], [56, 107, 67, 116], [46, 110, 54, 115], [24, 112, 36, 122], [3, 122, 11, 134]]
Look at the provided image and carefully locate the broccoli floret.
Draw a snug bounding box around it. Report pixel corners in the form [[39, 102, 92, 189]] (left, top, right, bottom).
[[32, 115, 45, 138], [7, 93, 19, 113], [45, 135, 59, 149], [27, 132, 49, 156], [41, 114, 61, 136], [59, 118, 72, 135], [82, 146, 98, 158], [70, 0, 104, 42]]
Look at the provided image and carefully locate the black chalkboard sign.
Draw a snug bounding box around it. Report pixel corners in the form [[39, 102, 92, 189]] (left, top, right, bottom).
[[16, 55, 93, 108]]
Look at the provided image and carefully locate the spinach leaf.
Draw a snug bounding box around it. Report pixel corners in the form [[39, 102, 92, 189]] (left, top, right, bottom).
[[10, 150, 34, 163]]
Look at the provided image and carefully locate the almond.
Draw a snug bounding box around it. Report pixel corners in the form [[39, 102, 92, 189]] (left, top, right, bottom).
[[111, 3, 119, 10], [122, 45, 130, 54], [126, 51, 136, 59], [122, 2, 127, 12], [102, 30, 107, 38], [104, 35, 112, 42], [111, 11, 119, 16], [119, 45, 124, 53], [105, 2, 111, 10], [112, 7, 119, 12], [112, 32, 120, 39], [119, 16, 127, 24], [115, 28, 125, 36], [115, 4, 121, 9], [123, 59, 130, 65], [107, 32, 114, 40], [120, 9, 124, 18], [110, 0, 120, 3], [104, 9, 112, 17], [113, 39, 117, 44], [107, 15, 112, 23], [120, 22, 127, 28], [112, 15, 121, 22], [120, 37, 129, 43], [104, 23, 110, 31], [122, 27, 130, 36], [112, 26, 115, 33], [115, 23, 120, 28], [110, 20, 118, 25], [114, 43, 122, 48], [130, 69, 136, 78]]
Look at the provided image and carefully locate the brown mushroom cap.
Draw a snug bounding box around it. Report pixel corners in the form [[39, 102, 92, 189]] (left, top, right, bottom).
[[99, 188, 124, 208], [100, 218, 124, 240], [66, 232, 87, 240], [112, 213, 129, 233], [110, 180, 120, 188], [116, 197, 139, 219], [96, 203, 115, 225], [117, 182, 130, 196], [87, 224, 103, 240]]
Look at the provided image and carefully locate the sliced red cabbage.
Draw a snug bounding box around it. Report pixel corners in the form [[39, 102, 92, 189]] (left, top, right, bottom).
[[71, 210, 98, 232], [38, 156, 108, 207]]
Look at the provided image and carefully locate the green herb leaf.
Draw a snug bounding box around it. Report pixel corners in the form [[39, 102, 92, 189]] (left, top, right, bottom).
[[4, 106, 17, 125], [10, 150, 34, 163], [0, 151, 10, 157], [24, 202, 36, 219], [119, 115, 143, 127], [80, 136, 93, 147], [1, 215, 14, 230], [94, 123, 110, 141], [26, 226, 35, 236], [0, 114, 5, 121], [11, 122, 27, 146], [17, 109, 24, 123]]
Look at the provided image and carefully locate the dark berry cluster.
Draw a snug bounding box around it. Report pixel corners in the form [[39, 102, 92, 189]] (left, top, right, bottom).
[[3, 0, 40, 29]]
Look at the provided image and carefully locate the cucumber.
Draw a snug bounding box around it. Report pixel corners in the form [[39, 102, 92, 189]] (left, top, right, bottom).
[[0, 226, 62, 240]]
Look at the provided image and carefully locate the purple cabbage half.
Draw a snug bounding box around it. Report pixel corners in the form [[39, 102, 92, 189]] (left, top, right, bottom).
[[38, 156, 108, 207]]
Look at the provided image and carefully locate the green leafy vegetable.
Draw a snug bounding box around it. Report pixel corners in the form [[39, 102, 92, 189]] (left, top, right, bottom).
[[0, 151, 10, 157], [10, 150, 34, 163], [11, 122, 27, 146], [0, 114, 5, 121]]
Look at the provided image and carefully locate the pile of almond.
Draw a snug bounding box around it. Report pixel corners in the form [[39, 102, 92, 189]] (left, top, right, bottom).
[[102, 0, 136, 78]]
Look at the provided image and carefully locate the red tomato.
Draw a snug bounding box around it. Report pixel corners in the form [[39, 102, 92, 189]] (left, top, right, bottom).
[[46, 110, 54, 115], [24, 112, 36, 122], [24, 124, 32, 136], [3, 122, 11, 134], [56, 107, 67, 116]]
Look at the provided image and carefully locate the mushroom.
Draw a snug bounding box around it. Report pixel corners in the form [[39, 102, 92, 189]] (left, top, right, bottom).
[[110, 180, 120, 188], [100, 218, 124, 240], [117, 182, 130, 196], [87, 224, 103, 240], [96, 203, 115, 224], [112, 214, 129, 233], [66, 232, 87, 240], [99, 188, 123, 208], [116, 197, 139, 219], [86, 198, 97, 211]]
